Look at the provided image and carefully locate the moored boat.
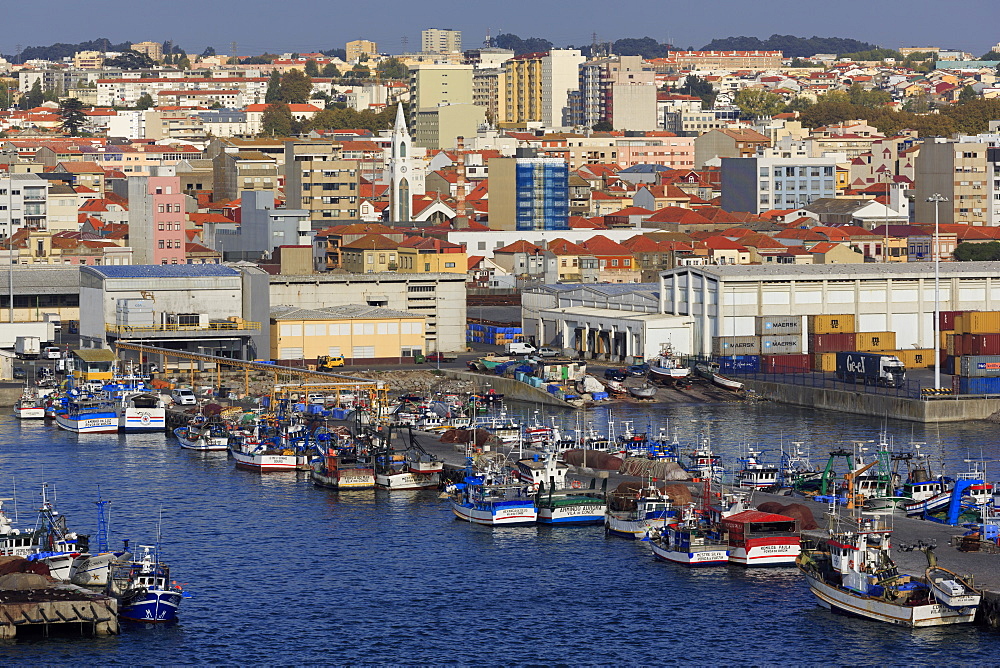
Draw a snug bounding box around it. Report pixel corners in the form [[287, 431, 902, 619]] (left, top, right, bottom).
[[648, 506, 730, 567], [174, 420, 229, 451], [311, 446, 376, 490], [720, 509, 800, 566], [605, 483, 674, 539], [54, 394, 119, 434], [14, 390, 45, 419], [516, 452, 606, 525], [449, 474, 537, 526], [107, 544, 185, 623], [229, 433, 300, 472]]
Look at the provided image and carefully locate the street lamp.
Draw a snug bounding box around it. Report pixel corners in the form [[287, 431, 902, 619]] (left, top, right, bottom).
[[926, 193, 949, 390]]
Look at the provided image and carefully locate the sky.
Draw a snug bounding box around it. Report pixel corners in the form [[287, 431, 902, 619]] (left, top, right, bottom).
[[1, 0, 997, 58]]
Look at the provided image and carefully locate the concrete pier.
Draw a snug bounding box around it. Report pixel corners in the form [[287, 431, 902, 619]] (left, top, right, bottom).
[[441, 370, 576, 409], [0, 587, 118, 638]]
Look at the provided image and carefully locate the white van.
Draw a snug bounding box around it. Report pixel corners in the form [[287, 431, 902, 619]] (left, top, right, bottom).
[[505, 342, 537, 355], [44, 346, 62, 360]]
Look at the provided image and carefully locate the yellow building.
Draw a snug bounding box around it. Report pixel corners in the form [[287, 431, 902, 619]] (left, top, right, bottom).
[[73, 50, 105, 69], [502, 54, 543, 126], [131, 41, 164, 62], [71, 349, 116, 382], [397, 237, 467, 273], [346, 40, 378, 62], [339, 234, 399, 273], [270, 305, 426, 361]]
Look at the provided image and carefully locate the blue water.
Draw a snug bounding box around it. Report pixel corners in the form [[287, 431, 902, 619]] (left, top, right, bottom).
[[0, 402, 996, 664]]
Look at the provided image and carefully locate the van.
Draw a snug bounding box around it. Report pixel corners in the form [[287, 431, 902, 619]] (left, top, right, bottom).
[[505, 342, 537, 355], [171, 388, 198, 405], [44, 346, 61, 360]]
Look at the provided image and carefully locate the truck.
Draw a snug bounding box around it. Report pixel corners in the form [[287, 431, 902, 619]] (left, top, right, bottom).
[[505, 341, 537, 355], [835, 352, 906, 388], [42, 313, 61, 331], [15, 336, 41, 359], [0, 322, 55, 348]]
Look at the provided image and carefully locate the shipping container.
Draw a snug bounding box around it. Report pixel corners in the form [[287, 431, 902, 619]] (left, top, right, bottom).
[[893, 349, 936, 369], [959, 355, 1000, 377], [716, 355, 760, 373], [963, 333, 1000, 356], [812, 352, 838, 372], [761, 354, 811, 373], [945, 334, 957, 357], [939, 311, 963, 332], [954, 314, 966, 335], [940, 330, 954, 351], [808, 314, 856, 334], [958, 376, 1000, 395], [760, 335, 802, 354], [942, 354, 956, 376], [855, 331, 897, 353], [712, 336, 760, 356], [754, 315, 802, 336], [809, 332, 857, 353], [964, 311, 1000, 335]]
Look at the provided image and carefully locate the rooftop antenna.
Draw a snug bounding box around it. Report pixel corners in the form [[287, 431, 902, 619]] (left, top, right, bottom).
[[400, 36, 408, 53], [230, 41, 238, 65], [484, 29, 493, 49]]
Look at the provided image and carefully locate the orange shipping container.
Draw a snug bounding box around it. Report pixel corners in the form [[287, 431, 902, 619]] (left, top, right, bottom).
[[812, 352, 838, 372], [808, 314, 856, 334], [855, 331, 896, 352], [894, 349, 935, 369], [941, 330, 954, 352], [964, 311, 1000, 335]]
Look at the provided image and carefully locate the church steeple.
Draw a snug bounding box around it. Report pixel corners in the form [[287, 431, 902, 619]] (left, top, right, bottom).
[[393, 102, 406, 133], [389, 103, 412, 221]]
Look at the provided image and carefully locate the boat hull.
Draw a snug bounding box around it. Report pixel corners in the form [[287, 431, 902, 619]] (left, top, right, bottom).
[[230, 448, 299, 472], [174, 427, 228, 451], [728, 538, 800, 566], [311, 469, 376, 490], [376, 471, 441, 491], [70, 552, 119, 587], [14, 407, 45, 419], [54, 412, 119, 434], [121, 408, 166, 433], [802, 570, 975, 627], [605, 514, 661, 539], [649, 540, 729, 566], [450, 500, 537, 526], [119, 589, 183, 623], [537, 499, 606, 525]]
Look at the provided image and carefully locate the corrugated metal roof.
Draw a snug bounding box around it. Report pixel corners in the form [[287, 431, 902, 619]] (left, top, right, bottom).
[[270, 304, 423, 321], [72, 348, 117, 362], [85, 265, 239, 279]]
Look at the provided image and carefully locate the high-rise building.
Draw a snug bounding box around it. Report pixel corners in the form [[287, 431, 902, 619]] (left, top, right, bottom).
[[346, 40, 378, 63], [914, 137, 993, 226], [408, 63, 474, 130], [473, 67, 506, 125], [127, 175, 187, 265], [421, 29, 462, 54], [721, 146, 844, 214], [0, 174, 49, 237], [283, 140, 362, 226], [131, 41, 164, 62], [540, 49, 584, 128], [570, 55, 656, 130], [488, 153, 569, 231], [502, 50, 583, 128]]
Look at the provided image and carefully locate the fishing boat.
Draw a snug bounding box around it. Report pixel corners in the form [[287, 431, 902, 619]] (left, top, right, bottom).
[[515, 452, 606, 525], [720, 509, 800, 566], [605, 483, 674, 539], [54, 394, 119, 434], [798, 513, 980, 627], [174, 419, 229, 451], [736, 450, 780, 489], [695, 363, 744, 391], [118, 391, 166, 433], [648, 344, 690, 381], [373, 426, 444, 491], [449, 474, 537, 526], [68, 494, 129, 587], [228, 432, 300, 472], [648, 505, 730, 566], [14, 389, 45, 419], [107, 544, 185, 623], [627, 383, 657, 399], [311, 446, 376, 490]]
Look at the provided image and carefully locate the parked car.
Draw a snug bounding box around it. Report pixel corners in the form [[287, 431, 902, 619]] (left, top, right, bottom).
[[424, 353, 456, 363], [12, 367, 26, 379], [537, 347, 560, 358], [603, 368, 628, 382], [626, 363, 649, 377], [171, 388, 197, 405], [308, 393, 326, 405]]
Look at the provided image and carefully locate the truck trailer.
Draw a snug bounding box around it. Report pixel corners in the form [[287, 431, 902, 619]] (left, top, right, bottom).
[[835, 352, 906, 388]]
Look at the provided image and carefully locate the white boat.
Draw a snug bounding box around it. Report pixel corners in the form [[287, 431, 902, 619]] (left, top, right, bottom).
[[311, 447, 376, 490], [648, 506, 729, 566], [720, 509, 800, 566], [14, 390, 45, 419], [649, 345, 690, 380], [798, 514, 980, 627], [118, 392, 166, 433], [229, 433, 300, 472], [54, 395, 119, 434], [736, 451, 780, 489], [627, 383, 658, 399], [516, 452, 606, 524], [174, 422, 229, 451], [449, 474, 537, 526], [605, 485, 673, 539]]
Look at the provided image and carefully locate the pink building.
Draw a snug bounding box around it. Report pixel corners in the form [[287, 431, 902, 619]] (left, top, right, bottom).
[[127, 175, 187, 265], [615, 136, 695, 170]]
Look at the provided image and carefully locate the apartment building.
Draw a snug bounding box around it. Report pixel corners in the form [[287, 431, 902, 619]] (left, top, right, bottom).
[[408, 63, 474, 130], [914, 137, 993, 226], [489, 154, 570, 231], [127, 175, 187, 265], [721, 146, 845, 214], [0, 174, 49, 236], [421, 29, 462, 54], [346, 40, 378, 62], [283, 140, 361, 226]]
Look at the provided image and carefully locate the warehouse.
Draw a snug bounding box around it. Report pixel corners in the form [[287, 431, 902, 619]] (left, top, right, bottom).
[[659, 262, 1000, 356]]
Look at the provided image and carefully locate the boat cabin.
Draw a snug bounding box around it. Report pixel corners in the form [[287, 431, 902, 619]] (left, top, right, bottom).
[[721, 510, 799, 549], [71, 349, 117, 383]]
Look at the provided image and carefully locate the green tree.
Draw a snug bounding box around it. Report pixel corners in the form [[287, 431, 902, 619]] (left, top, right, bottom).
[[261, 102, 293, 136], [321, 63, 341, 78], [304, 59, 320, 77], [733, 88, 784, 118], [679, 75, 716, 108], [22, 80, 44, 109], [176, 55, 191, 70], [201, 46, 216, 57], [955, 241, 1000, 261], [135, 92, 155, 109], [376, 57, 407, 80], [958, 85, 978, 103], [979, 50, 1000, 61], [0, 82, 10, 109], [783, 96, 814, 113], [265, 70, 281, 103], [59, 98, 86, 135], [105, 50, 156, 70], [592, 120, 614, 132], [348, 64, 370, 79], [278, 69, 312, 104]]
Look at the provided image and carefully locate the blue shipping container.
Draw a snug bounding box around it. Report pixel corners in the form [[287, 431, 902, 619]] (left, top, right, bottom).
[[958, 376, 1000, 395], [716, 355, 760, 373]]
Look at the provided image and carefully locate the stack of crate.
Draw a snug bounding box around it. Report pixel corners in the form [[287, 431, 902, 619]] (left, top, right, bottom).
[[756, 316, 810, 373], [809, 314, 905, 372], [466, 323, 524, 345], [946, 311, 1000, 394]]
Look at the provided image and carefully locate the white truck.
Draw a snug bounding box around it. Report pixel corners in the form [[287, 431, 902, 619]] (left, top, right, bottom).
[[0, 322, 55, 347], [505, 341, 537, 355], [15, 336, 41, 359]]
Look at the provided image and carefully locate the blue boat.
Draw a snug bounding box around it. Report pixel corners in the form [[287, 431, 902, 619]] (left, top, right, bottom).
[[107, 544, 184, 623]]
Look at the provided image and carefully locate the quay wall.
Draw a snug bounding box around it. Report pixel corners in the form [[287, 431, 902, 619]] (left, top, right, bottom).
[[741, 379, 1000, 423], [441, 370, 576, 409]]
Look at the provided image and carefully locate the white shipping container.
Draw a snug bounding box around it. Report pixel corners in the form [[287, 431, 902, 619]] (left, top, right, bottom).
[[712, 336, 761, 356], [760, 335, 803, 354], [755, 316, 802, 336]]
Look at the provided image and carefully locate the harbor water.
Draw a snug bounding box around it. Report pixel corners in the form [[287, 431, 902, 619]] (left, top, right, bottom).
[[0, 401, 997, 663]]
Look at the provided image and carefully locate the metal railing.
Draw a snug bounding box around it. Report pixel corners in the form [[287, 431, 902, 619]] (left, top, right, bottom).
[[106, 321, 261, 334]]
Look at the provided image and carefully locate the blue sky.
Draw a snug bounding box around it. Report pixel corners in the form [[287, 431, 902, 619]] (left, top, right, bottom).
[[2, 0, 996, 57]]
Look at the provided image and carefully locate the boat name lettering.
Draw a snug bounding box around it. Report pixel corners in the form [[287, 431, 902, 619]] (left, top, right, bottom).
[[757, 545, 792, 554]]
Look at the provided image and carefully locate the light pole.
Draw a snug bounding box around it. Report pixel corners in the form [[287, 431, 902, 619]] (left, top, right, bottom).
[[927, 193, 948, 390]]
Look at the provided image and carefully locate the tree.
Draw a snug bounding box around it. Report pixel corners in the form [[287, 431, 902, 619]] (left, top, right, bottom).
[[348, 64, 370, 79], [979, 50, 1000, 61], [278, 69, 312, 104], [22, 80, 44, 109], [176, 55, 191, 70], [201, 46, 216, 57], [265, 70, 281, 103], [376, 57, 407, 80], [846, 83, 891, 108], [0, 82, 10, 110], [321, 63, 342, 78], [955, 241, 1000, 262], [783, 96, 814, 113], [105, 50, 155, 70], [958, 85, 978, 103], [733, 88, 784, 118], [679, 75, 715, 108], [304, 59, 320, 77], [493, 33, 553, 56], [135, 92, 155, 110], [261, 102, 293, 136], [59, 98, 86, 136], [591, 120, 614, 132]]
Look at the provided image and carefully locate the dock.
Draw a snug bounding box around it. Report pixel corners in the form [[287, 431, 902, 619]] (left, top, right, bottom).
[[0, 574, 118, 638]]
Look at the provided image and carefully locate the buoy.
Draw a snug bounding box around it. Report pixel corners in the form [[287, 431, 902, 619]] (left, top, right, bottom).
[[571, 480, 582, 489]]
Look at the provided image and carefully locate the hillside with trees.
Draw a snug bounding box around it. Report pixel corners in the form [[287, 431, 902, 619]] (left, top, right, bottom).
[[700, 34, 878, 57], [2, 38, 133, 63]]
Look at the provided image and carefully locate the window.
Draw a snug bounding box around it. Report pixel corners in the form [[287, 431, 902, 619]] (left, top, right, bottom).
[[280, 323, 303, 336], [444, 262, 456, 268], [280, 347, 304, 360], [377, 322, 399, 335], [401, 321, 423, 335], [157, 204, 165, 213], [158, 223, 164, 231], [304, 324, 325, 336], [611, 259, 618, 267], [352, 346, 375, 359], [352, 323, 375, 336], [328, 346, 341, 356], [158, 240, 164, 249]]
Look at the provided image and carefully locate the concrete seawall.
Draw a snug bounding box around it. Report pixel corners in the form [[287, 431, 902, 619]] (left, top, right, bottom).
[[441, 370, 576, 409], [742, 379, 1000, 423]]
